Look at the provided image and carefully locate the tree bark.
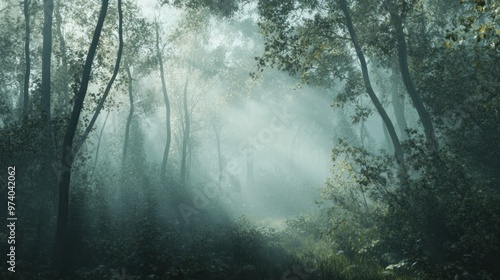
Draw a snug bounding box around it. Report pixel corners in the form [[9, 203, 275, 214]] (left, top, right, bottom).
[[383, 122, 394, 153], [40, 1, 58, 249], [156, 23, 171, 184], [391, 74, 408, 140], [122, 61, 134, 169], [41, 0, 53, 122], [74, 2, 124, 155], [94, 109, 111, 169], [390, 11, 438, 154], [180, 77, 190, 186], [211, 119, 223, 186], [53, 0, 115, 273], [339, 0, 408, 185], [54, 1, 70, 115], [23, 0, 31, 118]]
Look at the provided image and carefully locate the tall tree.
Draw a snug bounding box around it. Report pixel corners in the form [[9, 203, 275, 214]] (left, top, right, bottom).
[[387, 1, 438, 154], [40, 0, 58, 253], [180, 76, 190, 186], [257, 0, 408, 185], [211, 116, 223, 187], [390, 74, 408, 141], [54, 1, 70, 115], [339, 0, 406, 181], [22, 0, 31, 117], [156, 21, 172, 184], [41, 0, 53, 122], [94, 109, 111, 168], [122, 60, 134, 169], [119, 1, 155, 172], [53, 0, 122, 273]]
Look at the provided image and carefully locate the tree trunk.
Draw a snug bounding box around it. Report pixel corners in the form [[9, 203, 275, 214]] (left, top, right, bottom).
[[53, 0, 114, 273], [391, 74, 408, 140], [39, 1, 58, 257], [180, 77, 190, 186], [23, 0, 30, 118], [41, 0, 53, 122], [358, 99, 366, 148], [187, 139, 192, 187], [360, 120, 365, 148], [54, 1, 70, 115], [156, 23, 171, 184], [211, 119, 223, 186], [383, 122, 393, 153], [390, 11, 438, 154], [94, 109, 111, 169], [339, 0, 408, 186], [122, 61, 134, 170]]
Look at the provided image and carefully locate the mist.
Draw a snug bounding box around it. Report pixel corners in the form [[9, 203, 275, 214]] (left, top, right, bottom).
[[1, 0, 499, 279]]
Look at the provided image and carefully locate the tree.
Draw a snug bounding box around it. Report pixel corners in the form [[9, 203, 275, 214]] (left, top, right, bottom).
[[386, 0, 438, 154], [53, 1, 70, 116], [338, 0, 406, 179], [122, 60, 134, 169], [22, 0, 31, 117], [53, 0, 123, 273], [211, 114, 223, 187], [257, 0, 408, 185], [180, 75, 190, 185], [156, 20, 172, 184], [41, 0, 53, 123], [412, 0, 500, 189], [119, 1, 155, 171], [0, 2, 21, 124]]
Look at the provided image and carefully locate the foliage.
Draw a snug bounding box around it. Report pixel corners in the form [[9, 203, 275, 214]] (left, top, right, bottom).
[[316, 134, 500, 279], [162, 0, 248, 18], [379, 135, 500, 279], [446, 0, 499, 49]]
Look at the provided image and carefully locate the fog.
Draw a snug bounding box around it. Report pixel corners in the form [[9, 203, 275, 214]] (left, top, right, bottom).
[[2, 0, 498, 279]]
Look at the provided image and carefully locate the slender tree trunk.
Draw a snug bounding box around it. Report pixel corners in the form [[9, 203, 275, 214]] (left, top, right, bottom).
[[39, 1, 58, 259], [53, 0, 115, 273], [41, 0, 53, 122], [383, 122, 394, 153], [339, 0, 408, 185], [54, 1, 70, 115], [23, 0, 31, 117], [358, 99, 366, 148], [212, 120, 223, 186], [360, 121, 365, 148], [156, 23, 171, 183], [391, 75, 408, 140], [180, 77, 190, 186], [94, 109, 111, 169], [187, 140, 192, 186], [122, 61, 134, 170], [390, 11, 438, 154]]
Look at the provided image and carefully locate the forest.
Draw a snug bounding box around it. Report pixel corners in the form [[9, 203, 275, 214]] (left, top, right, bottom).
[[0, 0, 499, 279]]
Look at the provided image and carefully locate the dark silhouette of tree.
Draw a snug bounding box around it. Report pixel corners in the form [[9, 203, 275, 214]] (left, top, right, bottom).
[[53, 0, 123, 273]]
